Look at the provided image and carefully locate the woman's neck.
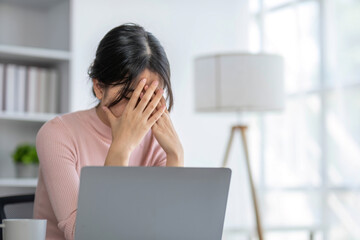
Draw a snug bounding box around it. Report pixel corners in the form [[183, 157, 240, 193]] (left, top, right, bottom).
[[95, 105, 111, 127]]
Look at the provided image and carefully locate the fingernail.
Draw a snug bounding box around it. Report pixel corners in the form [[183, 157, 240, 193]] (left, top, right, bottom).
[[140, 92, 143, 98], [144, 85, 148, 90], [141, 78, 146, 83], [153, 81, 159, 86]]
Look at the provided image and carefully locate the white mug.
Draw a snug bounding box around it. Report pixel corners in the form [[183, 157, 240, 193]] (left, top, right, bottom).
[[0, 219, 47, 240]]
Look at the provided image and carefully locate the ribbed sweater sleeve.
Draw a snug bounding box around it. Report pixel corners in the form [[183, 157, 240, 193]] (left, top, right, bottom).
[[36, 117, 79, 240]]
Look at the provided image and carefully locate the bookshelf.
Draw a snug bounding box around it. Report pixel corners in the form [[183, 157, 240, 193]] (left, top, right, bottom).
[[0, 0, 71, 192]]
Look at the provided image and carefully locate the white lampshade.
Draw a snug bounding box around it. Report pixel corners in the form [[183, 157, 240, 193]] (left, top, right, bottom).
[[194, 53, 285, 112]]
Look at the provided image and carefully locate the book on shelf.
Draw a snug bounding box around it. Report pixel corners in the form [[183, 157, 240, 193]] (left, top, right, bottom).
[[26, 66, 38, 113], [37, 68, 48, 113], [0, 64, 4, 111], [1, 64, 59, 115], [13, 65, 19, 112], [48, 69, 58, 113], [5, 64, 16, 112], [16, 65, 27, 112]]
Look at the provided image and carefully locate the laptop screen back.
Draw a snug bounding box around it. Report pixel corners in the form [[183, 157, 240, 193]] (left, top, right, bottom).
[[75, 167, 231, 240]]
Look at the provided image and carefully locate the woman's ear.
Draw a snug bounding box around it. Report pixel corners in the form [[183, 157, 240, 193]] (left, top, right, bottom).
[[93, 79, 104, 100]]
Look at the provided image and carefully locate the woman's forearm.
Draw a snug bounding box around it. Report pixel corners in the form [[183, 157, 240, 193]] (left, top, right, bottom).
[[104, 141, 130, 166], [166, 149, 184, 167]]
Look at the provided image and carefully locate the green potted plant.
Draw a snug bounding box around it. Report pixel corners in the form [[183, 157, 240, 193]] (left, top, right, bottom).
[[12, 144, 39, 178]]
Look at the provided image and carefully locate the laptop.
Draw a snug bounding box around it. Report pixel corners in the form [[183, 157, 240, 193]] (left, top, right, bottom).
[[75, 167, 231, 240]]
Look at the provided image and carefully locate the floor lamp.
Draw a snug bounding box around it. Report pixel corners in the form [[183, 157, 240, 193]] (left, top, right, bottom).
[[194, 53, 284, 240]]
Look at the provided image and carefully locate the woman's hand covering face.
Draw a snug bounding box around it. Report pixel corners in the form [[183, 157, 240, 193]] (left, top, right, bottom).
[[102, 78, 166, 156]]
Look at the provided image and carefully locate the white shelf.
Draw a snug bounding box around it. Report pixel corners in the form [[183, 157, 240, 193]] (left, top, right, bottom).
[[0, 44, 71, 63], [224, 225, 322, 235], [0, 111, 58, 122], [0, 178, 38, 188], [1, 0, 62, 9]]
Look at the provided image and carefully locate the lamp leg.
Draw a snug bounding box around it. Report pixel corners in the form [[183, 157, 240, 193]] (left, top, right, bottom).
[[239, 126, 264, 240], [222, 127, 236, 168]]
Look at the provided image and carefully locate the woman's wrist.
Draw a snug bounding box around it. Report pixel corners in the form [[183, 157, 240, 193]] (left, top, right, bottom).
[[104, 141, 132, 166], [165, 147, 184, 167]]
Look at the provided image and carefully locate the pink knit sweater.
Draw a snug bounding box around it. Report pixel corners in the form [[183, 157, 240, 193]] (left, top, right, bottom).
[[33, 107, 166, 240]]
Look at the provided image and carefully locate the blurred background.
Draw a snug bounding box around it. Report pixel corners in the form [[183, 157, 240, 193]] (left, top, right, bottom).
[[0, 0, 359, 239]]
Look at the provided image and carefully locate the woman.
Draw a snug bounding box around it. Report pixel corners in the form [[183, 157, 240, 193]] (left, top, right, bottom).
[[33, 23, 184, 240]]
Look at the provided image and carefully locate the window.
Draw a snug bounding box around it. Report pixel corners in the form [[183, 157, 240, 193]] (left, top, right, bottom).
[[249, 0, 360, 239]]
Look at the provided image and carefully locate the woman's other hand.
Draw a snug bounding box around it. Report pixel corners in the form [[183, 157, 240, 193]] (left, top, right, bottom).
[[103, 78, 166, 166], [142, 86, 184, 167]]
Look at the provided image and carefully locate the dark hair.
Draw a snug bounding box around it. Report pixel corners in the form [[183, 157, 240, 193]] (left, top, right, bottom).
[[88, 23, 173, 111]]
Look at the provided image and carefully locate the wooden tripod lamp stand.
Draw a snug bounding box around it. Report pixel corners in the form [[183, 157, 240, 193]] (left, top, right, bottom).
[[222, 125, 263, 240], [194, 53, 284, 240]]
